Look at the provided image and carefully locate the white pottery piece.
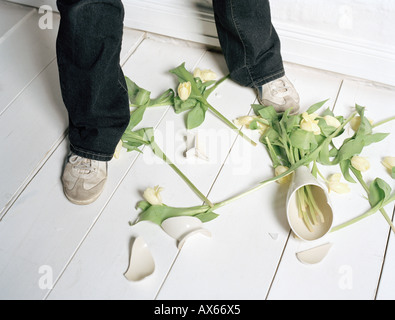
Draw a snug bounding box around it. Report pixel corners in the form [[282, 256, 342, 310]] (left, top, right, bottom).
[[296, 243, 333, 265], [124, 237, 155, 281], [185, 131, 209, 161], [161, 216, 211, 249], [286, 166, 334, 241]]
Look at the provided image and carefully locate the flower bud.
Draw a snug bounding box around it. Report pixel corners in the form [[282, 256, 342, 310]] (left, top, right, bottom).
[[323, 115, 341, 128], [113, 140, 123, 159], [350, 116, 374, 132], [193, 68, 217, 83], [351, 156, 370, 172], [382, 156, 395, 171], [143, 186, 164, 205], [178, 82, 192, 101], [300, 112, 321, 135], [275, 166, 293, 185]]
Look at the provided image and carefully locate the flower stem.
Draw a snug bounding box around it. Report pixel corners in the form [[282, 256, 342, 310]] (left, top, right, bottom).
[[372, 115, 395, 128], [149, 140, 214, 207], [205, 100, 257, 147]]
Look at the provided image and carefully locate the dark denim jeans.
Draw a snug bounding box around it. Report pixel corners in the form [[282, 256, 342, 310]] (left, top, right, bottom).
[[56, 0, 283, 161], [56, 0, 130, 161], [213, 0, 285, 88]]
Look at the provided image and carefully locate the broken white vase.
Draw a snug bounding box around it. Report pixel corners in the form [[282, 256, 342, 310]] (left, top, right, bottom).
[[296, 243, 333, 265], [124, 237, 155, 281], [185, 131, 209, 161], [286, 166, 334, 241], [161, 216, 211, 249]]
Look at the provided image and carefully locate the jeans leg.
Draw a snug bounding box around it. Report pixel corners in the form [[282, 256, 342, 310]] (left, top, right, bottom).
[[56, 0, 130, 161], [212, 0, 285, 88]]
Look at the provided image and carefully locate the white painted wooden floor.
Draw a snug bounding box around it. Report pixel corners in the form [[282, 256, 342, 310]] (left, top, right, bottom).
[[1, 2, 395, 300]]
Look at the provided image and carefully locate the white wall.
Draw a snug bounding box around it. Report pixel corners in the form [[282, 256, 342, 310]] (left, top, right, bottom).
[[6, 0, 395, 86]]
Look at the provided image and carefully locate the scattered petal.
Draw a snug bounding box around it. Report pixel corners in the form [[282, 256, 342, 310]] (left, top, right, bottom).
[[327, 173, 351, 194]]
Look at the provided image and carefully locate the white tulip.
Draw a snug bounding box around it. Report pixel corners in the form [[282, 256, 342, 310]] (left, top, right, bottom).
[[323, 115, 341, 128], [351, 156, 370, 172], [300, 112, 321, 135], [143, 186, 164, 206], [178, 82, 192, 101], [193, 68, 217, 82]]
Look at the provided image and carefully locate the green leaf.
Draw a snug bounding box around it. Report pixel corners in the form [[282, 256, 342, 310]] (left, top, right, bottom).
[[306, 99, 329, 114], [173, 96, 199, 114], [289, 129, 316, 150], [126, 105, 147, 131], [318, 118, 337, 137], [125, 77, 151, 106], [257, 106, 279, 126], [136, 204, 209, 225], [149, 89, 174, 107], [368, 178, 392, 207], [362, 133, 390, 146], [194, 211, 219, 223], [340, 160, 356, 183], [187, 104, 206, 129]]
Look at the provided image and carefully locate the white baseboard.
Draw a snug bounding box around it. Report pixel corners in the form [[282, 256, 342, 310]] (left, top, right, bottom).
[[122, 0, 395, 87], [7, 0, 395, 87]]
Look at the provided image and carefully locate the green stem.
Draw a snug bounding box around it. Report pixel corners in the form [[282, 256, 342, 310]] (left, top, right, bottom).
[[372, 115, 395, 128], [204, 74, 230, 98], [149, 140, 214, 207], [330, 194, 395, 232], [201, 99, 257, 147]]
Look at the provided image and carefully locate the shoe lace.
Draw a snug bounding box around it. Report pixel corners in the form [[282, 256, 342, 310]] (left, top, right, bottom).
[[69, 155, 97, 174]]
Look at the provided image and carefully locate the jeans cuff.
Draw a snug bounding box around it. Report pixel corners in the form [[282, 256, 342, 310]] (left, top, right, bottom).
[[253, 69, 285, 88], [231, 66, 285, 88], [70, 143, 113, 162]]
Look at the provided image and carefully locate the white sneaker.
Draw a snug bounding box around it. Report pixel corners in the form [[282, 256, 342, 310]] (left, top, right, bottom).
[[257, 75, 300, 114], [62, 153, 107, 205]]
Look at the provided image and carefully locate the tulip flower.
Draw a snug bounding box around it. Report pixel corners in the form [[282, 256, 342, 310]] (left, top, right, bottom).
[[382, 157, 395, 178], [351, 156, 370, 172], [113, 140, 123, 159], [327, 173, 351, 194], [178, 82, 192, 101], [143, 185, 164, 206], [275, 165, 293, 185], [323, 115, 341, 128], [233, 115, 268, 133], [300, 112, 321, 135], [350, 116, 374, 132], [193, 68, 217, 83]]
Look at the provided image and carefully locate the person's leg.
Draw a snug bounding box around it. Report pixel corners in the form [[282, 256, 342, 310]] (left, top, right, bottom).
[[212, 0, 299, 112], [56, 0, 129, 161], [56, 0, 129, 205]]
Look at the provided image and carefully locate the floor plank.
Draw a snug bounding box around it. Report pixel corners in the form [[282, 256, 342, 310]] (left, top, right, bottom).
[[0, 8, 59, 117]]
